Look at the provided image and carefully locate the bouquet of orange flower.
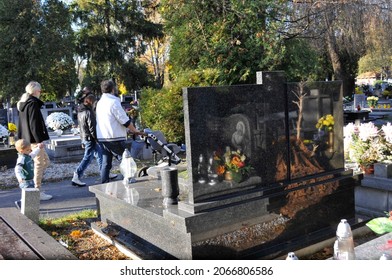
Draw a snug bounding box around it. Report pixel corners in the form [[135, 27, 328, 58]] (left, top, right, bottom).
[[213, 147, 252, 183]]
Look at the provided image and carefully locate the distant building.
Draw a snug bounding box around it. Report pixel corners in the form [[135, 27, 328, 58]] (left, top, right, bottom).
[[356, 71, 380, 85]]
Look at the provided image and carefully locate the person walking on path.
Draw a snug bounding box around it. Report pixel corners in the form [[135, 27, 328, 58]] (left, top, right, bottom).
[[72, 91, 103, 187], [14, 139, 44, 208], [96, 80, 146, 183], [17, 81, 52, 200]]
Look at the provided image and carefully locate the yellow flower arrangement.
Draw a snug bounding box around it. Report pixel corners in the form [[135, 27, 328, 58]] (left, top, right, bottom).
[[366, 96, 379, 108], [316, 114, 334, 131], [8, 123, 17, 134]]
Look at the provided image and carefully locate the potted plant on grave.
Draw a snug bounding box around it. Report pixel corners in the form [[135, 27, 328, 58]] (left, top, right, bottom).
[[212, 147, 253, 183], [315, 114, 335, 151], [7, 122, 17, 146], [344, 122, 392, 174], [366, 96, 379, 109], [45, 112, 74, 136]]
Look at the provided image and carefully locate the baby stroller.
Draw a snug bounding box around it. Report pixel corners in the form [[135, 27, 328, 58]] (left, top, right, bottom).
[[130, 129, 183, 177]]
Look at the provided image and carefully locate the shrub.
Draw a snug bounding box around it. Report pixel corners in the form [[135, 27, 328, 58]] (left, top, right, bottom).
[[140, 68, 223, 143]]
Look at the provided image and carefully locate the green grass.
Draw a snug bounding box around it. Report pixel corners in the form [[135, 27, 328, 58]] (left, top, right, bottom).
[[39, 209, 98, 229]]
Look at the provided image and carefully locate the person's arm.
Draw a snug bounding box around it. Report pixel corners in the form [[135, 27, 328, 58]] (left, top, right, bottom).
[[125, 121, 147, 136], [112, 100, 146, 136], [86, 110, 97, 140], [29, 146, 42, 159]]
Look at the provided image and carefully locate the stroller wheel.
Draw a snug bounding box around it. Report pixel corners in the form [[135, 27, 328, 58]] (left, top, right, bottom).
[[138, 166, 149, 177]]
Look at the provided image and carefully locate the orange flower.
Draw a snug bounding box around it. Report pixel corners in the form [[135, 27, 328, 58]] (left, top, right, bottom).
[[216, 165, 225, 175], [231, 155, 245, 168]]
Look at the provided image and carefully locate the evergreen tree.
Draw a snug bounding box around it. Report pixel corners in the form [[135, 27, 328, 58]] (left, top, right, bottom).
[[161, 0, 287, 85], [71, 0, 162, 91], [0, 0, 76, 104]]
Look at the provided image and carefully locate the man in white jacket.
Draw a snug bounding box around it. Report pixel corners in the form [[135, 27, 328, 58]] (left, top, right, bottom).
[[96, 80, 146, 183]]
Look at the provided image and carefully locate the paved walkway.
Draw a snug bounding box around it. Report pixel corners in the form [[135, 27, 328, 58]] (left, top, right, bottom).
[[0, 176, 112, 219]]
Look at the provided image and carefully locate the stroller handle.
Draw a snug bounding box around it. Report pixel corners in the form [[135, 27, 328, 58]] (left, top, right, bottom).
[[143, 133, 181, 165]]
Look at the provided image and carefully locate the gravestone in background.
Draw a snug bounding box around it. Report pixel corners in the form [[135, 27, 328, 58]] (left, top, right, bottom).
[[90, 71, 358, 259], [0, 109, 7, 127], [354, 94, 367, 109], [40, 107, 73, 125]]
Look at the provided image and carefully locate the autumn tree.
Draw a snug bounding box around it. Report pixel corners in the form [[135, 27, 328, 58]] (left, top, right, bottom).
[[358, 1, 392, 79], [139, 0, 168, 89], [284, 0, 392, 96]]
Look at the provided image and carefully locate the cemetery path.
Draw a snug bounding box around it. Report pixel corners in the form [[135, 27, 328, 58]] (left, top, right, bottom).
[[0, 176, 101, 219], [0, 161, 121, 219]]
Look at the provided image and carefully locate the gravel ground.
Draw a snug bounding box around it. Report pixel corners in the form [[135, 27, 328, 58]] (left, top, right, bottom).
[[0, 160, 120, 189]]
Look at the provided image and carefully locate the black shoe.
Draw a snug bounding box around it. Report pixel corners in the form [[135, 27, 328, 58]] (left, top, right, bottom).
[[72, 181, 87, 187], [14, 200, 21, 210]]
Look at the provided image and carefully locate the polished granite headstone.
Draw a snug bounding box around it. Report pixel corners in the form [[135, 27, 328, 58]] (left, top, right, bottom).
[[286, 80, 345, 175], [90, 72, 357, 259], [182, 82, 288, 204]]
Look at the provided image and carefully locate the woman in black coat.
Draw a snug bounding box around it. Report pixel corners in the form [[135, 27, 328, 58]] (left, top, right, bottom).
[[17, 81, 52, 201]]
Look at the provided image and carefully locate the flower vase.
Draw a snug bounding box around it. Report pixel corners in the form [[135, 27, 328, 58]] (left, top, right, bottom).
[[231, 171, 243, 183], [224, 171, 233, 181], [327, 130, 334, 152], [8, 133, 15, 147]]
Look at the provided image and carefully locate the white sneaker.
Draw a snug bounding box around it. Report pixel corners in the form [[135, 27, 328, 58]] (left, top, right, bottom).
[[40, 191, 53, 201], [72, 172, 87, 187], [109, 173, 118, 179]]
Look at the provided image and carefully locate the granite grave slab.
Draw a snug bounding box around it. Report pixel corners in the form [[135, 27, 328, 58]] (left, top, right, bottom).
[[90, 71, 357, 259]]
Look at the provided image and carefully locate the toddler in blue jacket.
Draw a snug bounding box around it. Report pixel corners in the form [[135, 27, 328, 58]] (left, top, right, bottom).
[[14, 139, 43, 208]]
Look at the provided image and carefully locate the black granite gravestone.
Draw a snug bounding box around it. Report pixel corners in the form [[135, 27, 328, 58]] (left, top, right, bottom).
[[89, 72, 358, 259]]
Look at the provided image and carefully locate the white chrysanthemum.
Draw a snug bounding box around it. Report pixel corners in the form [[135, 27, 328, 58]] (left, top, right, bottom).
[[382, 122, 392, 143], [358, 122, 379, 141], [46, 112, 74, 130], [343, 123, 356, 139]]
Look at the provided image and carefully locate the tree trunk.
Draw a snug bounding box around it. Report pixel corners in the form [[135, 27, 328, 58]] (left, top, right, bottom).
[[324, 11, 356, 97]]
